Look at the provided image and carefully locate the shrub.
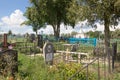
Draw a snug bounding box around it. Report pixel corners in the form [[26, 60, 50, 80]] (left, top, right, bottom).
[[48, 62, 95, 80]]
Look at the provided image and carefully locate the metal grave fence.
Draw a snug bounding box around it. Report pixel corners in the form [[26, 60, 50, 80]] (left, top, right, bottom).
[[68, 38, 97, 47]]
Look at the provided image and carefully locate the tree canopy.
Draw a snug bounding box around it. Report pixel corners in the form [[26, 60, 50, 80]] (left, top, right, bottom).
[[24, 0, 78, 38], [68, 0, 120, 52], [22, 2, 45, 35], [24, 0, 120, 50]]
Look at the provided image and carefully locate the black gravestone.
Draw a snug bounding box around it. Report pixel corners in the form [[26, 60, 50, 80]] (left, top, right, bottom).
[[0, 50, 18, 77], [38, 35, 43, 48], [43, 42, 54, 65], [30, 34, 36, 42]]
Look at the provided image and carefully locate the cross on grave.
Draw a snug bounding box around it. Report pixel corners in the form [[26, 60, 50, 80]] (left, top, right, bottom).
[[43, 42, 54, 65], [0, 34, 11, 51], [3, 34, 8, 48]]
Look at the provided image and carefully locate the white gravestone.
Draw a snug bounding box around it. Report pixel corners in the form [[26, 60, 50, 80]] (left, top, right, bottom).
[[43, 42, 54, 65]]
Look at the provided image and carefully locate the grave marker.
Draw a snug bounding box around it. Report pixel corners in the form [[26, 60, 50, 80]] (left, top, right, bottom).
[[0, 50, 18, 77], [43, 42, 54, 65], [30, 34, 36, 42], [38, 35, 43, 48]]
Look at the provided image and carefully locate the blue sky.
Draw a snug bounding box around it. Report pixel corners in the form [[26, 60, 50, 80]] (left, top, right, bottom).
[[0, 0, 119, 35], [0, 0, 29, 18]]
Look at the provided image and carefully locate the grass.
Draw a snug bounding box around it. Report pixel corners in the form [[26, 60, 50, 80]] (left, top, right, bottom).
[[17, 53, 95, 80], [2, 38, 120, 79], [17, 53, 48, 80]]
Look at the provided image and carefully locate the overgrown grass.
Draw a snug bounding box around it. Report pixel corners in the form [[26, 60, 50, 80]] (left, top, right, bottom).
[[16, 53, 96, 80], [18, 53, 48, 80]]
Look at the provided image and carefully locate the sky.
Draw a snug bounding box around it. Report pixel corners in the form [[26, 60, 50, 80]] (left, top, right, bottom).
[[0, 0, 119, 35]]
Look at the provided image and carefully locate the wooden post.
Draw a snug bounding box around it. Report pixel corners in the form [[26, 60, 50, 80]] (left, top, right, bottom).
[[112, 42, 117, 71], [78, 53, 81, 63]]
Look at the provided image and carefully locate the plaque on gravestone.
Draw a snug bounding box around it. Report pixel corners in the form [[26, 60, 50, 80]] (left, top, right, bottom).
[[38, 35, 43, 48], [43, 42, 54, 65]]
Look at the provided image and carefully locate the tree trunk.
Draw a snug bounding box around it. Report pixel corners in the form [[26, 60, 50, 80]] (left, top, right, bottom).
[[52, 24, 60, 39], [104, 13, 111, 73], [104, 14, 110, 54], [35, 31, 37, 35]]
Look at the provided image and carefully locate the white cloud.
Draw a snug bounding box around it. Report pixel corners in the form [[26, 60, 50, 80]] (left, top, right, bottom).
[[60, 24, 74, 34], [38, 24, 74, 35], [93, 23, 120, 32], [0, 9, 34, 34], [0, 9, 120, 35], [38, 25, 54, 34], [1, 9, 26, 26]]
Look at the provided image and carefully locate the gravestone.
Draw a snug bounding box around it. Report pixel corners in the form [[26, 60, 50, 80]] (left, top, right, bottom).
[[0, 50, 18, 77], [43, 42, 54, 65], [71, 44, 79, 52], [38, 35, 43, 48], [30, 34, 36, 42]]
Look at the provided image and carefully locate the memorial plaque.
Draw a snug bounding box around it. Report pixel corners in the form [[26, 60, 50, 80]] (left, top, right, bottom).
[[43, 42, 54, 65]]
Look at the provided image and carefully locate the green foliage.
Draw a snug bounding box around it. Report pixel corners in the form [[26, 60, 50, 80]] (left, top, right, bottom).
[[111, 29, 120, 38], [68, 0, 120, 54], [22, 3, 46, 34], [18, 54, 48, 80], [25, 0, 77, 37], [86, 31, 102, 38], [16, 53, 96, 80], [48, 62, 95, 80]]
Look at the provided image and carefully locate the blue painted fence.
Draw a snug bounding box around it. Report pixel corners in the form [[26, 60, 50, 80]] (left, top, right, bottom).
[[68, 38, 97, 46]]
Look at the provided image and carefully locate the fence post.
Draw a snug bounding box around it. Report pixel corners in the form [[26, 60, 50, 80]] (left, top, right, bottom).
[[104, 51, 107, 80], [98, 57, 100, 80], [86, 65, 88, 80], [112, 42, 117, 71]]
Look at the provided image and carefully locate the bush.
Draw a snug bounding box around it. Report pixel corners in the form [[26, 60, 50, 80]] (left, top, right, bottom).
[[16, 54, 95, 80], [48, 62, 95, 80]]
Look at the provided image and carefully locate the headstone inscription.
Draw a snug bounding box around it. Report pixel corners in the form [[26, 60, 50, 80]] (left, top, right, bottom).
[[43, 42, 54, 65], [38, 35, 43, 48]]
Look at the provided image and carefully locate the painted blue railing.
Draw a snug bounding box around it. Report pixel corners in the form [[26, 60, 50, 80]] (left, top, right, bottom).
[[68, 38, 97, 46]]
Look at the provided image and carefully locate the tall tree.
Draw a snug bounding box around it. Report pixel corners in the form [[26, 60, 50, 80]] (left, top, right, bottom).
[[29, 0, 75, 38], [68, 0, 120, 53]]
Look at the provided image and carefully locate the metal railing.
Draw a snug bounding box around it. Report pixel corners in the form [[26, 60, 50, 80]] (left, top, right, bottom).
[[68, 57, 101, 80]]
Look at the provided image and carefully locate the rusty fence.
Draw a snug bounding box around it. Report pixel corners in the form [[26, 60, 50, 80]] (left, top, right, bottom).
[[53, 44, 117, 80], [67, 56, 111, 80]]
